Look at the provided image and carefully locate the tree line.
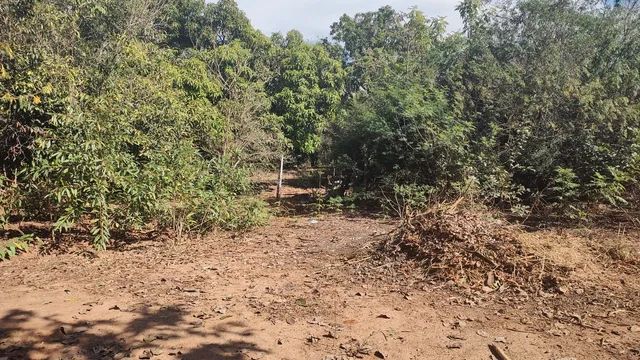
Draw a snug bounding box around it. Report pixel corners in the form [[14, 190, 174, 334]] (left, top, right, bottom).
[[1, 0, 638, 248]]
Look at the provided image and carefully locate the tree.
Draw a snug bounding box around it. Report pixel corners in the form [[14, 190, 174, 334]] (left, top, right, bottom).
[[1, 0, 276, 248], [458, 0, 640, 205], [268, 30, 345, 161], [327, 7, 469, 192]]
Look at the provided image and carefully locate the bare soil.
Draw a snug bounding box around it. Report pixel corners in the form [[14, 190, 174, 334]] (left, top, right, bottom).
[[1, 173, 639, 360]]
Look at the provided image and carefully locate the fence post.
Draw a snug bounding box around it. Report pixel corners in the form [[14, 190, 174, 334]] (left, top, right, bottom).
[[276, 155, 284, 200]]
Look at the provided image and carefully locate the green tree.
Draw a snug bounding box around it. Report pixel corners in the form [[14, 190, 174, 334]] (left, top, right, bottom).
[[458, 0, 640, 205], [328, 7, 469, 193], [268, 30, 345, 160], [1, 0, 276, 249]]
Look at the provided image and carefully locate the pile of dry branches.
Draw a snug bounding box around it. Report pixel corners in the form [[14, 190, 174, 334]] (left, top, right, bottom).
[[385, 209, 571, 294]]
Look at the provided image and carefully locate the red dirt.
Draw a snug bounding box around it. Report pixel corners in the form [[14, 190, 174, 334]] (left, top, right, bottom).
[[1, 173, 639, 360]]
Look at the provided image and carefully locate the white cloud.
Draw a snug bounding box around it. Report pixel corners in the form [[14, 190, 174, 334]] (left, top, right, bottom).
[[235, 0, 463, 41]]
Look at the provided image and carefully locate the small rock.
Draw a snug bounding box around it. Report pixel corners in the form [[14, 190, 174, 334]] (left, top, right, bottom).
[[453, 320, 467, 329], [447, 342, 463, 349], [554, 322, 567, 330], [374, 350, 386, 359], [494, 336, 507, 343], [307, 336, 320, 344], [447, 334, 467, 341], [358, 345, 373, 355], [538, 290, 554, 298], [575, 288, 585, 295], [143, 335, 157, 343], [138, 350, 153, 359], [214, 306, 227, 315], [74, 326, 89, 333], [476, 330, 489, 338], [557, 286, 569, 295], [190, 319, 204, 327], [630, 325, 640, 333], [325, 330, 339, 339]]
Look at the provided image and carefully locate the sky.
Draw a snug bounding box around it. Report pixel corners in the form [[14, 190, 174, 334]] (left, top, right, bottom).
[[234, 0, 463, 41]]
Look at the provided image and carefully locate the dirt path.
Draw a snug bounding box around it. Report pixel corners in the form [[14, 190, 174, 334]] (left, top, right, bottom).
[[0, 176, 637, 360]]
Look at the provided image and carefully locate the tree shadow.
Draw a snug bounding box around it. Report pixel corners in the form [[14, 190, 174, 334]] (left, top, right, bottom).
[[263, 178, 382, 219], [181, 341, 265, 360], [507, 207, 640, 232], [0, 305, 269, 360]]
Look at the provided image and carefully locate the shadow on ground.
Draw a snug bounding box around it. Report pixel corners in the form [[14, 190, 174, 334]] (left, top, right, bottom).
[[0, 306, 268, 360]]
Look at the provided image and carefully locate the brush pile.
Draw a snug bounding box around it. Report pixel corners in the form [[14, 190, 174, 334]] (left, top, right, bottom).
[[385, 209, 571, 294]]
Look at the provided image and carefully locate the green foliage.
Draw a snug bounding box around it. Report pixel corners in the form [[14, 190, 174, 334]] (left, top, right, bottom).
[[1, 0, 639, 249], [0, 234, 35, 261], [0, 175, 18, 228], [589, 167, 630, 206], [328, 7, 470, 196], [202, 41, 285, 165], [549, 168, 580, 203], [268, 31, 345, 160], [1, 0, 275, 249], [457, 0, 640, 206], [383, 184, 436, 218], [312, 195, 357, 213], [163, 0, 265, 49], [326, 1, 640, 213]]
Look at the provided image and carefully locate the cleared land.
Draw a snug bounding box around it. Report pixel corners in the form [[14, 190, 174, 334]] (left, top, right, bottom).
[[1, 175, 639, 360]]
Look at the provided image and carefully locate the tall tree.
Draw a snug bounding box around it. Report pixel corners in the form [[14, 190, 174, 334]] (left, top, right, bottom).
[[268, 30, 345, 160]]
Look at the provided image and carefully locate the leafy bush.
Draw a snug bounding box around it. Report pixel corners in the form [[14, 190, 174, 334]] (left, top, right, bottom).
[[326, 1, 640, 213], [1, 0, 275, 249], [0, 234, 35, 261]]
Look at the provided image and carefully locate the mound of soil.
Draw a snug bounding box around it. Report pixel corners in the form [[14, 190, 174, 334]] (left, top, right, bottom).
[[385, 210, 571, 294]]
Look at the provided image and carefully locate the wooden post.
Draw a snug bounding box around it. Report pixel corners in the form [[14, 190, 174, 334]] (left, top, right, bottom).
[[276, 155, 284, 200]]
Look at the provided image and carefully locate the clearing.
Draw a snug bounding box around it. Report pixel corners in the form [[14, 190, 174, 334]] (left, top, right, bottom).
[[1, 173, 639, 360]]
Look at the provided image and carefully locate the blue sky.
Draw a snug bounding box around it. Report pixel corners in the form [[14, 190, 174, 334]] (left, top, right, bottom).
[[235, 0, 463, 41]]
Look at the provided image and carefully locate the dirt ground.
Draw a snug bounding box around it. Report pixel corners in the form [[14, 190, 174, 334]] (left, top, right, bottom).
[[1, 173, 639, 360]]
